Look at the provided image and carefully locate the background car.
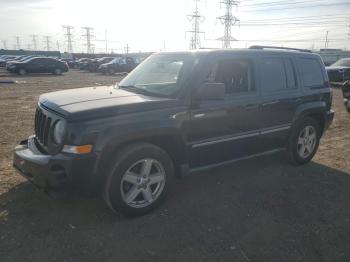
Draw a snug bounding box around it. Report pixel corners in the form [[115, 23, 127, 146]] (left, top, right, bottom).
[[98, 56, 137, 75], [0, 55, 19, 67], [326, 58, 350, 83], [341, 80, 350, 113], [7, 57, 69, 75], [88, 57, 115, 72], [78, 58, 93, 70]]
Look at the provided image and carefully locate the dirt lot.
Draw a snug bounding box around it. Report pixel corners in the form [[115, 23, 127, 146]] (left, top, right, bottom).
[[0, 69, 350, 262]]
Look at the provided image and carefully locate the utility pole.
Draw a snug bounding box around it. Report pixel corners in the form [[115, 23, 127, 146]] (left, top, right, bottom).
[[30, 34, 38, 50], [56, 40, 60, 51], [325, 31, 329, 48], [125, 43, 129, 54], [43, 36, 52, 51], [186, 0, 205, 50], [1, 40, 7, 49], [15, 36, 21, 50], [62, 25, 74, 53], [81, 27, 94, 53], [105, 29, 108, 53], [217, 0, 240, 48]]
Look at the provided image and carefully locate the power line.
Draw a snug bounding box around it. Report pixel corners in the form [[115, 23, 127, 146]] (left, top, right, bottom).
[[186, 0, 205, 50], [217, 0, 240, 48], [43, 35, 52, 51], [62, 25, 74, 53], [241, 2, 350, 12], [240, 0, 329, 7], [81, 27, 95, 53]]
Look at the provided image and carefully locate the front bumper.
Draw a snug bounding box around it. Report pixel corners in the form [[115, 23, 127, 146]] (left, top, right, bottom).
[[344, 99, 350, 113], [13, 136, 97, 190]]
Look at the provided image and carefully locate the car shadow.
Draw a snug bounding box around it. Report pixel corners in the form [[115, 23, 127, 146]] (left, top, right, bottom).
[[1, 154, 350, 261]]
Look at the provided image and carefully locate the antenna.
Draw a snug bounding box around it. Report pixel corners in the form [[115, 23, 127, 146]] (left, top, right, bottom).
[[43, 36, 52, 51], [62, 25, 74, 53], [217, 0, 240, 48], [81, 27, 95, 53], [186, 0, 205, 50]]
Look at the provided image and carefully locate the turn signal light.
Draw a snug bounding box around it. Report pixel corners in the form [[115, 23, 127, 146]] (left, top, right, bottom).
[[62, 144, 93, 154]]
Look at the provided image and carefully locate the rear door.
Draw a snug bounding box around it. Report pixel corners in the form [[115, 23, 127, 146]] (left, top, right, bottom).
[[187, 55, 263, 167], [257, 55, 302, 150]]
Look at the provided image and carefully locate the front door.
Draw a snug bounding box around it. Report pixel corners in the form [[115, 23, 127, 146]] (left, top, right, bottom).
[[187, 56, 262, 168]]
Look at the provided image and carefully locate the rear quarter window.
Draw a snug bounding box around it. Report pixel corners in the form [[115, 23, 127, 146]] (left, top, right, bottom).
[[298, 58, 324, 88]]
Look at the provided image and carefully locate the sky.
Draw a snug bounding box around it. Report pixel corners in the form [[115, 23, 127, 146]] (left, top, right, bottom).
[[0, 0, 349, 53]]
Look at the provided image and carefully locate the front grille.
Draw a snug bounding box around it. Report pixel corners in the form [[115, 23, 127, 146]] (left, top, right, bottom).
[[34, 107, 52, 146]]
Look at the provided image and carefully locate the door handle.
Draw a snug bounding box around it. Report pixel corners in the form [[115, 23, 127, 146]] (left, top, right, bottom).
[[245, 104, 259, 110]]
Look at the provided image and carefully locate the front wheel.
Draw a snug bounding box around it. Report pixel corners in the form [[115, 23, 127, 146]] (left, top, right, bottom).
[[107, 68, 115, 75], [287, 117, 321, 165], [18, 68, 26, 75], [53, 68, 62, 75], [104, 143, 174, 216]]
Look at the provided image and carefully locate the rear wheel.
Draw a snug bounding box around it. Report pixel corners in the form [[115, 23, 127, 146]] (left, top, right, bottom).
[[287, 117, 321, 165], [104, 143, 174, 216]]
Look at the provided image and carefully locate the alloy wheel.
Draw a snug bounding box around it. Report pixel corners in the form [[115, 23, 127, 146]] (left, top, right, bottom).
[[297, 125, 317, 159], [120, 158, 166, 208]]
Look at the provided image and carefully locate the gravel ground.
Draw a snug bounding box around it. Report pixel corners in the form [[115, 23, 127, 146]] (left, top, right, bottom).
[[0, 69, 350, 262]]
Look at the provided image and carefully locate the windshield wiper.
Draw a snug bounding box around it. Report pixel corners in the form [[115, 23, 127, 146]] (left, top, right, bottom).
[[119, 85, 156, 96]]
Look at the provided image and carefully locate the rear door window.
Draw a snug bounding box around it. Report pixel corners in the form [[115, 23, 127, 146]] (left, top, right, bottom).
[[260, 57, 297, 92], [298, 58, 324, 88], [260, 58, 286, 92]]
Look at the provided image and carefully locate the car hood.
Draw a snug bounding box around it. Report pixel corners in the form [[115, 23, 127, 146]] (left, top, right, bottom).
[[39, 85, 175, 121]]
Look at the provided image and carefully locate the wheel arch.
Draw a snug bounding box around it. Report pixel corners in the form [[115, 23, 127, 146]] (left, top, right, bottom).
[[292, 102, 327, 135], [93, 131, 188, 192]]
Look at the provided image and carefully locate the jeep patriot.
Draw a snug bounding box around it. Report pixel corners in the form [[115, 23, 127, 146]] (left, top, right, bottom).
[[13, 46, 334, 216]]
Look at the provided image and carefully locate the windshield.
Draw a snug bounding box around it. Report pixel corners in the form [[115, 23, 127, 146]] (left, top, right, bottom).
[[331, 59, 350, 67], [118, 53, 195, 97]]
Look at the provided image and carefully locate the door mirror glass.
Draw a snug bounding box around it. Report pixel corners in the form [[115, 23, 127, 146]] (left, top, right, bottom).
[[196, 82, 225, 101]]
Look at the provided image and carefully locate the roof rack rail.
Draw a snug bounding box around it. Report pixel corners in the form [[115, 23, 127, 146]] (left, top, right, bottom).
[[249, 45, 312, 53]]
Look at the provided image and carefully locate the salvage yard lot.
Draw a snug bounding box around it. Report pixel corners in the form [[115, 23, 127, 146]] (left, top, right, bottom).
[[1, 69, 350, 262]]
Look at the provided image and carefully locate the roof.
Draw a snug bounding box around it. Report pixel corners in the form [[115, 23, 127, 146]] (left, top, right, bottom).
[[158, 48, 320, 61]]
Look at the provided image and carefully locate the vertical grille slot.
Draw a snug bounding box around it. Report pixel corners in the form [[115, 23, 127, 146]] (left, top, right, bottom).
[[34, 107, 52, 146]]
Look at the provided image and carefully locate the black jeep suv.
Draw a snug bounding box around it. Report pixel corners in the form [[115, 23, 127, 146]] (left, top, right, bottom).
[[13, 47, 334, 216]]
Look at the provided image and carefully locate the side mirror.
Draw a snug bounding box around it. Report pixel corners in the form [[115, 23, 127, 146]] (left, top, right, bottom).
[[196, 82, 225, 101]]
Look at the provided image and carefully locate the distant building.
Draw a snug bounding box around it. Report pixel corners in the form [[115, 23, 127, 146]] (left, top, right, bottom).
[[0, 49, 61, 57]]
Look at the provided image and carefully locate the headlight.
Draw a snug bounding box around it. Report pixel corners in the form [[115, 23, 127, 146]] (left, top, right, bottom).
[[53, 120, 66, 144]]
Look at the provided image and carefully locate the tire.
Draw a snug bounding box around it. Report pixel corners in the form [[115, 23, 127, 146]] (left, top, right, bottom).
[[104, 143, 174, 216], [108, 68, 115, 75], [18, 68, 26, 75], [53, 68, 62, 75], [287, 117, 321, 165]]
